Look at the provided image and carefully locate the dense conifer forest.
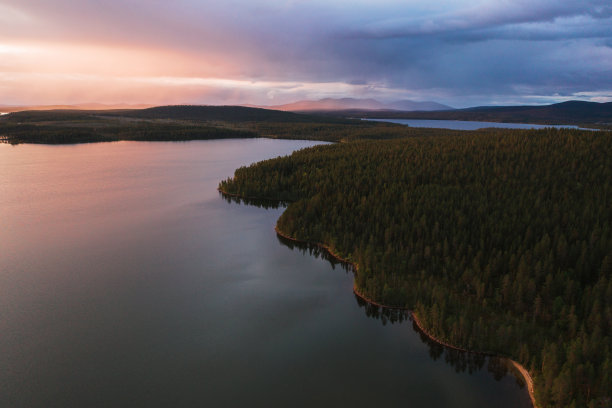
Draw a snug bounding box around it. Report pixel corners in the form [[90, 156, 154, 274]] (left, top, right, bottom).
[[220, 128, 612, 407]]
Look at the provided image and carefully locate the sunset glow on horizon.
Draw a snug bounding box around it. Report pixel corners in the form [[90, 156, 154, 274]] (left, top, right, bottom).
[[2, 0, 612, 107]]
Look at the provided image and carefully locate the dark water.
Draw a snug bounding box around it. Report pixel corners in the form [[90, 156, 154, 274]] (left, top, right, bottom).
[[366, 117, 589, 130], [0, 140, 531, 408]]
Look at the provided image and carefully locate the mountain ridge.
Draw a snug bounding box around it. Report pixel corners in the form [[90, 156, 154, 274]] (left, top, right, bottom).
[[351, 100, 612, 126]]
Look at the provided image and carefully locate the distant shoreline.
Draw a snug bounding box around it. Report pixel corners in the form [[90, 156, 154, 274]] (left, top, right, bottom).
[[363, 117, 599, 132]]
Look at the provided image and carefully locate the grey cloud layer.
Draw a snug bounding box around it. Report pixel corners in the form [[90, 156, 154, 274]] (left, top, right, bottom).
[[2, 0, 611, 105], [353, 1, 612, 38]]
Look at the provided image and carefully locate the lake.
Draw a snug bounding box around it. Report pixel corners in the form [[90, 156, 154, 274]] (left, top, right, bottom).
[[365, 118, 587, 130], [0, 139, 532, 407]]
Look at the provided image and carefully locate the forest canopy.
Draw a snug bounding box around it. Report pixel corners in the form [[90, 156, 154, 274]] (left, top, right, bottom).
[[220, 127, 612, 408]]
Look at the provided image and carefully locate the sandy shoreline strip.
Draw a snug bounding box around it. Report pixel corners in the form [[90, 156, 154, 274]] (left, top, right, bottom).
[[352, 286, 536, 407]]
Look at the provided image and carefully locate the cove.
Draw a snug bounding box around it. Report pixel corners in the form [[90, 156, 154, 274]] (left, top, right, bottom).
[[0, 139, 531, 407]]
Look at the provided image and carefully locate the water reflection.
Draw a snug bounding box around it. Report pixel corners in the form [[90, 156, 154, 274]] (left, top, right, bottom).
[[354, 294, 409, 325], [275, 232, 353, 273], [1, 140, 531, 408], [219, 191, 287, 209], [276, 232, 527, 389], [414, 326, 519, 384]]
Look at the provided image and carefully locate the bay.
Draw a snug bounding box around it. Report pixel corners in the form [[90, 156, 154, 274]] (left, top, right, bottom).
[[0, 139, 531, 407]]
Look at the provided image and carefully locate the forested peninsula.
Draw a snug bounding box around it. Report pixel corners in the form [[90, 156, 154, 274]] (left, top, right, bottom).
[[220, 128, 612, 408]]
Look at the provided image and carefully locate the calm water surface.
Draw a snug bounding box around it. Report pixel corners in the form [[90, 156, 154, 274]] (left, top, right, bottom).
[[0, 139, 531, 407], [366, 117, 588, 130]]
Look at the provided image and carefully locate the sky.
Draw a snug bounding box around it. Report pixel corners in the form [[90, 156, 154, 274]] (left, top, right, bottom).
[[1, 0, 611, 108]]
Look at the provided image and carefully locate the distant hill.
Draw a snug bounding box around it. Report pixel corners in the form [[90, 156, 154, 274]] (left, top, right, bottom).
[[354, 100, 612, 125], [266, 98, 453, 112], [119, 105, 344, 123], [0, 103, 154, 113], [5, 101, 609, 125], [1, 105, 359, 125]]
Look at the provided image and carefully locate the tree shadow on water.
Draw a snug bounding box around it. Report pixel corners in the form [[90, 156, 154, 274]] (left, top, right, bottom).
[[353, 292, 524, 387], [219, 191, 288, 209], [235, 191, 527, 391], [275, 233, 354, 274]]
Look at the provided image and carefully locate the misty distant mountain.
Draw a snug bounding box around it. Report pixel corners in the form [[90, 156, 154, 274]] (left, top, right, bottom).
[[388, 100, 454, 111], [267, 98, 453, 112]]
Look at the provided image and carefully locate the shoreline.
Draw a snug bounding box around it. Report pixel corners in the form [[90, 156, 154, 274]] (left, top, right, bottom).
[[273, 225, 355, 266], [217, 187, 290, 205], [352, 286, 471, 353], [352, 285, 536, 407], [219, 190, 538, 408]]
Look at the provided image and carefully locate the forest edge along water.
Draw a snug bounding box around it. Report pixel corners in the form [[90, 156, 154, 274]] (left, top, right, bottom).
[[217, 129, 612, 407], [0, 140, 535, 407], [219, 187, 538, 408]]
